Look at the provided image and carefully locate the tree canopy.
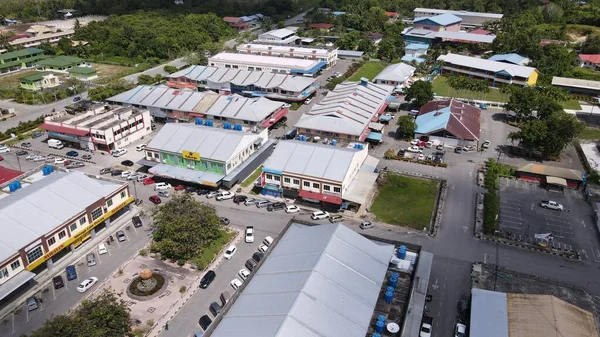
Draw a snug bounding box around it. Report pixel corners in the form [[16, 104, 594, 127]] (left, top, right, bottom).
[[404, 80, 434, 108], [396, 115, 417, 140], [151, 193, 222, 261], [88, 80, 135, 102]]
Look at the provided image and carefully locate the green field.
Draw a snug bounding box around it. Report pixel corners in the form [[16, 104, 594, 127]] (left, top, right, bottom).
[[193, 230, 235, 269], [348, 61, 386, 81], [561, 99, 582, 110], [432, 76, 508, 102], [241, 166, 262, 188], [579, 128, 600, 140], [370, 174, 439, 230]]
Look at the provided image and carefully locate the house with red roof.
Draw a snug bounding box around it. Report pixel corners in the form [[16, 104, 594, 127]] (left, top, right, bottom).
[[308, 23, 334, 30], [222, 17, 250, 31], [385, 11, 399, 20], [578, 54, 600, 71], [414, 99, 481, 146]]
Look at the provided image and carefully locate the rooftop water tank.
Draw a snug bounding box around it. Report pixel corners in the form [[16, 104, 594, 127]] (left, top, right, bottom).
[[331, 139, 337, 146], [375, 319, 385, 333], [195, 118, 203, 125], [388, 275, 398, 288], [377, 315, 386, 323], [384, 290, 394, 304], [397, 245, 407, 259]]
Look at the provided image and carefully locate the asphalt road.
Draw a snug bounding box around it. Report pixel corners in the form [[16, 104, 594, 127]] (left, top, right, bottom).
[[284, 9, 311, 26], [122, 58, 187, 84]]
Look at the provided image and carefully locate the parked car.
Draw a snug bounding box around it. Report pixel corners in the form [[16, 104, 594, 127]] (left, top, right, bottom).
[[27, 297, 39, 311], [285, 205, 300, 213], [121, 171, 132, 179], [86, 253, 97, 267], [111, 148, 127, 157], [216, 191, 235, 201], [132, 215, 143, 228], [209, 301, 222, 316], [410, 139, 419, 145], [0, 146, 10, 153], [256, 200, 272, 208], [15, 150, 28, 156], [244, 198, 258, 206], [252, 251, 264, 262], [53, 275, 65, 289], [158, 190, 169, 198], [267, 202, 285, 211], [311, 210, 330, 220], [136, 174, 148, 182], [206, 191, 221, 199], [174, 184, 186, 191], [199, 270, 216, 289], [263, 236, 273, 246], [116, 230, 126, 242], [407, 146, 423, 153], [245, 258, 258, 271], [149, 195, 161, 204], [21, 142, 31, 147], [245, 226, 254, 243], [66, 265, 77, 281], [26, 154, 36, 161], [100, 167, 112, 175], [220, 217, 230, 225], [32, 131, 43, 139], [127, 173, 138, 180], [120, 160, 133, 167], [258, 244, 269, 253], [540, 200, 563, 211], [223, 245, 237, 259], [98, 244, 108, 255], [155, 182, 172, 191], [33, 155, 45, 162], [198, 315, 212, 331], [455, 323, 466, 337], [360, 221, 375, 230], [82, 154, 92, 160], [66, 161, 85, 169], [454, 147, 462, 154], [185, 186, 198, 193], [329, 214, 344, 223], [233, 195, 248, 204], [143, 177, 156, 185], [238, 268, 250, 280], [136, 144, 147, 151], [111, 169, 123, 176], [77, 277, 99, 293], [66, 151, 79, 157], [481, 140, 491, 149], [304, 98, 312, 105], [230, 278, 243, 290], [196, 189, 210, 195], [0, 155, 3, 161], [73, 96, 82, 102]]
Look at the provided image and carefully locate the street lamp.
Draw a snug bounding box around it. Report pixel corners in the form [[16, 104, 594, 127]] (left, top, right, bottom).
[[16, 154, 21, 172]]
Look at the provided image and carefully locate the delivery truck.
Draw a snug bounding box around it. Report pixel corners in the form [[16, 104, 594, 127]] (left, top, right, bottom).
[[48, 139, 64, 149]]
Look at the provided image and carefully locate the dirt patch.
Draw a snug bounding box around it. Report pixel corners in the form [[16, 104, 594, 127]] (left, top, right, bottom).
[[91, 63, 133, 80]]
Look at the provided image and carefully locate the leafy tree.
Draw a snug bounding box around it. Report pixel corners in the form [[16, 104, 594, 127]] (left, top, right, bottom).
[[151, 193, 222, 261], [404, 80, 434, 108], [163, 65, 179, 74], [56, 38, 73, 56], [137, 74, 157, 85], [396, 115, 417, 140], [89, 80, 135, 102], [357, 38, 375, 54], [581, 34, 600, 54], [277, 21, 285, 28], [533, 44, 575, 78], [335, 30, 362, 50], [377, 37, 404, 60], [505, 86, 539, 121]]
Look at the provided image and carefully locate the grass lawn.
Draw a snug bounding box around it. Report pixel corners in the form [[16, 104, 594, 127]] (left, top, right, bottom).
[[370, 174, 439, 230], [579, 128, 600, 140], [432, 76, 508, 102], [241, 166, 262, 188], [561, 99, 582, 110], [91, 62, 134, 81], [194, 230, 235, 269], [348, 61, 386, 81]]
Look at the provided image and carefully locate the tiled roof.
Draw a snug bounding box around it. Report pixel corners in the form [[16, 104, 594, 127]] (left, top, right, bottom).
[[416, 99, 481, 141], [578, 54, 600, 64]]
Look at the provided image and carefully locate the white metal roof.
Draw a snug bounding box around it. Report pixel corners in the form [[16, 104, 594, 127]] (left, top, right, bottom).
[[294, 81, 394, 136], [552, 76, 600, 91], [146, 123, 260, 162], [0, 172, 123, 263], [211, 223, 394, 337], [470, 289, 509, 337], [209, 52, 321, 70], [237, 43, 336, 57], [374, 63, 416, 83], [259, 28, 296, 39], [438, 53, 537, 78], [263, 140, 367, 182], [168, 65, 316, 92], [436, 31, 496, 43], [207, 95, 284, 122], [414, 8, 503, 19]]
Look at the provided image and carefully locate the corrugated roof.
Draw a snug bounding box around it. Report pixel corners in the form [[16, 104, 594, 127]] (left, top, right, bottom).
[[19, 71, 54, 82], [413, 13, 462, 26], [401, 55, 426, 64], [237, 43, 335, 58], [405, 43, 430, 50], [37, 55, 83, 67], [489, 53, 529, 65], [0, 48, 44, 61], [294, 81, 394, 136], [343, 155, 379, 204], [578, 54, 600, 64], [470, 289, 509, 337], [211, 223, 394, 337], [146, 123, 260, 162], [438, 53, 537, 78], [263, 140, 367, 182], [0, 172, 123, 263], [259, 28, 296, 39], [436, 31, 496, 43], [552, 76, 600, 91], [414, 8, 503, 19], [209, 52, 321, 71], [68, 66, 96, 74], [416, 99, 481, 141], [516, 163, 583, 181], [374, 63, 416, 83], [338, 50, 364, 57]]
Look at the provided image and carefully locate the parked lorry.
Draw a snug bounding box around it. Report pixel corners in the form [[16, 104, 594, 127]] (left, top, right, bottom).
[[48, 139, 64, 149], [420, 316, 433, 337]]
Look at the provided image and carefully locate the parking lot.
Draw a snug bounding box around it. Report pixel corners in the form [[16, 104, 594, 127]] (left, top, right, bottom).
[[498, 178, 600, 262]]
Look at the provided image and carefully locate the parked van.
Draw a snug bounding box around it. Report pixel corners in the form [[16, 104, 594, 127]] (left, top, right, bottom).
[[209, 302, 222, 316], [48, 139, 64, 149], [220, 291, 231, 306], [284, 129, 298, 139], [245, 258, 258, 271], [26, 296, 39, 311]]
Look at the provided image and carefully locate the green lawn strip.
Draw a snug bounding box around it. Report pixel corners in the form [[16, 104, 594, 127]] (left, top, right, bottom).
[[579, 128, 600, 140], [348, 61, 386, 81], [432, 76, 508, 102], [241, 166, 262, 188], [561, 99, 582, 110], [370, 174, 439, 230], [193, 230, 235, 269]]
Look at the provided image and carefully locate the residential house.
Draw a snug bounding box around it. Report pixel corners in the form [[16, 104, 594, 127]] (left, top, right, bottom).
[[0, 48, 47, 74], [68, 67, 98, 81], [37, 56, 86, 72], [578, 54, 600, 71], [412, 13, 462, 32], [405, 43, 430, 58], [373, 63, 416, 91], [19, 72, 60, 91], [223, 17, 250, 31]]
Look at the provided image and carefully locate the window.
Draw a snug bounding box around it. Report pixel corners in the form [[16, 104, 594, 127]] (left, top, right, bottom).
[[79, 217, 86, 225], [303, 181, 310, 187], [334, 187, 341, 193], [91, 207, 103, 221], [70, 222, 78, 231], [274, 175, 281, 181], [0, 268, 7, 279], [323, 185, 331, 191], [58, 230, 66, 239], [312, 183, 320, 189], [284, 177, 291, 183], [10, 260, 20, 271], [48, 237, 56, 246], [121, 191, 126, 198], [266, 174, 273, 180], [26, 246, 43, 264], [107, 199, 113, 207], [293, 179, 300, 185]]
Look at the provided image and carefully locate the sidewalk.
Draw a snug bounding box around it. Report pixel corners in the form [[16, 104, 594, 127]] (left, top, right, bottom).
[[0, 206, 140, 320]]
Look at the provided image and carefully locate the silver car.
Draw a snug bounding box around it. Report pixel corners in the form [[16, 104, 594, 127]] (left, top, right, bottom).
[[256, 200, 272, 208]]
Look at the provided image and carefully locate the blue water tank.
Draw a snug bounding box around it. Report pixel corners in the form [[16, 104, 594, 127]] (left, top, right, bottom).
[[373, 334, 381, 337], [234, 124, 242, 131], [375, 319, 385, 333], [15, 181, 21, 189], [388, 276, 398, 288], [8, 182, 16, 192], [377, 315, 386, 323], [206, 120, 213, 127], [398, 245, 407, 259], [331, 139, 337, 146], [384, 290, 394, 304]]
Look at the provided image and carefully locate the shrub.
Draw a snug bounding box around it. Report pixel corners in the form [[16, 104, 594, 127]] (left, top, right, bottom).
[[179, 285, 187, 294], [177, 259, 186, 266], [483, 191, 500, 234], [139, 249, 147, 256], [146, 319, 155, 328]]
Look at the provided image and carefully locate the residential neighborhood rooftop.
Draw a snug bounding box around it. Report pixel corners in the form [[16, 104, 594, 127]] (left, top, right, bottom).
[[414, 7, 503, 19], [0, 47, 44, 61], [373, 63, 416, 83], [489, 53, 530, 65], [413, 13, 462, 26], [551, 76, 600, 91], [438, 53, 538, 78], [67, 66, 97, 74], [237, 43, 336, 57], [435, 30, 496, 43], [37, 55, 84, 67], [19, 71, 54, 82]]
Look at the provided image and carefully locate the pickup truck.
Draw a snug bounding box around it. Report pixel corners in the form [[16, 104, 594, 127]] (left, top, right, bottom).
[[420, 315, 433, 337], [540, 200, 563, 211]]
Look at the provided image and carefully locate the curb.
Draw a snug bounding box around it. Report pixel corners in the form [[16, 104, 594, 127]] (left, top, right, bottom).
[[475, 233, 580, 260], [9, 145, 97, 165]]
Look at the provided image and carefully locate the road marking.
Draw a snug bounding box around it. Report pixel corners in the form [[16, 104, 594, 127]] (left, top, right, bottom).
[[463, 225, 469, 233], [581, 249, 588, 259], [431, 278, 439, 290], [531, 204, 534, 211], [582, 220, 586, 228]]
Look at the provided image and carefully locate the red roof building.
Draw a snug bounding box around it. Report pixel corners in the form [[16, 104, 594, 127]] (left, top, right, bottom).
[[308, 23, 334, 30], [223, 17, 241, 23], [0, 166, 23, 185], [223, 17, 250, 31], [385, 11, 399, 18], [415, 99, 481, 144], [578, 54, 600, 71]]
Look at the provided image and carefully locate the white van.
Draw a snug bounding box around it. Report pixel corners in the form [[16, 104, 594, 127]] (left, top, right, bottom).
[[48, 139, 64, 149], [155, 182, 172, 191]]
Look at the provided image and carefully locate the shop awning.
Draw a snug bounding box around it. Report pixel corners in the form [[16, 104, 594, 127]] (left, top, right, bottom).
[[366, 132, 383, 142], [149, 164, 223, 187], [546, 176, 567, 187], [137, 158, 160, 167], [368, 122, 384, 131], [0, 270, 36, 301], [298, 189, 343, 205], [40, 123, 89, 136]]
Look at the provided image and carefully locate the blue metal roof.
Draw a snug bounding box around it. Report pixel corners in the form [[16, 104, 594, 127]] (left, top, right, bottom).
[[332, 11, 346, 16], [405, 43, 430, 50], [413, 13, 462, 26], [401, 55, 426, 64], [378, 115, 393, 122], [290, 61, 327, 74], [488, 53, 528, 65], [366, 132, 383, 141], [415, 106, 451, 134]]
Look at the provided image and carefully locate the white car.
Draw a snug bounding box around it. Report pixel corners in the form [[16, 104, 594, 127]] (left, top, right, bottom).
[[223, 245, 237, 259], [54, 157, 65, 164], [26, 154, 37, 161], [121, 171, 132, 179], [155, 182, 172, 191], [238, 269, 250, 280], [245, 226, 254, 243], [230, 278, 243, 290], [111, 148, 128, 157], [98, 243, 108, 255], [244, 198, 257, 206], [407, 146, 423, 153], [455, 323, 466, 337], [33, 155, 45, 162], [282, 103, 291, 108], [216, 191, 235, 201], [76, 277, 99, 293], [136, 144, 147, 151], [311, 211, 330, 220], [382, 113, 394, 119], [206, 191, 220, 198], [285, 205, 300, 213], [127, 173, 138, 180], [410, 139, 419, 145], [482, 140, 491, 149], [0, 146, 9, 153], [258, 244, 268, 253], [304, 98, 312, 105], [263, 236, 273, 246], [417, 154, 425, 161], [136, 174, 148, 182]]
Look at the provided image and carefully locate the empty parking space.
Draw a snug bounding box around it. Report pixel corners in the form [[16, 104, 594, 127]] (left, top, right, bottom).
[[498, 178, 600, 258]]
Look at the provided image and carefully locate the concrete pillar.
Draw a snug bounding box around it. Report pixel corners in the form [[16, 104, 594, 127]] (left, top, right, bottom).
[[46, 258, 54, 269], [70, 244, 75, 252], [105, 218, 111, 228], [90, 228, 96, 239]]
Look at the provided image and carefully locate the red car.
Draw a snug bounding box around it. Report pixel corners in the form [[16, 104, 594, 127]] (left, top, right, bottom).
[[64, 160, 72, 166], [174, 184, 185, 191], [143, 178, 155, 185], [0, 155, 3, 161], [149, 195, 161, 204]]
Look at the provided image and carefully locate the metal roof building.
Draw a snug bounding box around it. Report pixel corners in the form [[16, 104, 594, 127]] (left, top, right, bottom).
[[210, 223, 394, 337], [413, 8, 503, 26], [551, 76, 600, 97], [208, 53, 327, 76], [413, 13, 462, 26], [489, 53, 530, 66], [415, 98, 481, 144], [294, 80, 394, 141], [373, 63, 416, 90], [436, 31, 496, 44]]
